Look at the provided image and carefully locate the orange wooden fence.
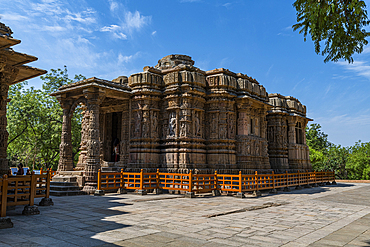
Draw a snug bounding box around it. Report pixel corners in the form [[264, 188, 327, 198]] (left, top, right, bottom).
[[0, 170, 52, 217], [97, 169, 335, 195]]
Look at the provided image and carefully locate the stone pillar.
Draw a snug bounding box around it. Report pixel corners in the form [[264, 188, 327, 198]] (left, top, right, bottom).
[[82, 89, 104, 193], [57, 98, 73, 171], [0, 65, 18, 176], [0, 84, 10, 176]]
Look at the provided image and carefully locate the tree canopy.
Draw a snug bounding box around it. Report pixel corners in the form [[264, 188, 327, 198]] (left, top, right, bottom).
[[6, 67, 84, 170], [293, 0, 370, 63], [306, 123, 369, 179]]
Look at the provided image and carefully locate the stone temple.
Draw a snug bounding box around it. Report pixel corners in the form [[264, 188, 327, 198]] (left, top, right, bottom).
[[51, 54, 312, 192]]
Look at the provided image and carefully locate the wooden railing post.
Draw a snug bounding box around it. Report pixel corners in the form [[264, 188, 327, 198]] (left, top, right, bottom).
[[214, 170, 219, 191], [40, 167, 43, 175], [1, 175, 8, 217], [140, 169, 144, 190], [272, 171, 275, 190], [189, 170, 193, 193], [253, 171, 261, 197], [120, 169, 124, 188], [46, 169, 51, 198], [239, 171, 242, 193], [156, 169, 160, 190], [29, 172, 35, 206], [97, 169, 101, 191]]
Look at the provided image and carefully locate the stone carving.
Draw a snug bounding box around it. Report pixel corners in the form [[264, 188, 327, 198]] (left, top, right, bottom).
[[142, 111, 149, 138], [50, 54, 312, 186], [168, 112, 176, 137]]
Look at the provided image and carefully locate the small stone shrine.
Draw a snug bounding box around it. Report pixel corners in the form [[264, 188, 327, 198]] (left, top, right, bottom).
[[51, 54, 312, 193], [0, 22, 46, 177]]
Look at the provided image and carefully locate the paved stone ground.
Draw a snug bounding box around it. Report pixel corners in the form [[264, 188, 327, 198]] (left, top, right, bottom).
[[1, 183, 370, 247]]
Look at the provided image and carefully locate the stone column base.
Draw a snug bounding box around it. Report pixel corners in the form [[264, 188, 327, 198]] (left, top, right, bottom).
[[153, 188, 162, 195], [269, 189, 278, 194], [253, 190, 261, 197], [283, 187, 291, 192], [185, 192, 195, 198], [137, 189, 147, 195], [22, 205, 40, 215], [236, 192, 245, 198], [295, 185, 302, 190], [117, 188, 127, 194], [0, 218, 13, 229], [304, 184, 312, 188], [331, 181, 337, 185], [326, 182, 331, 185], [312, 183, 319, 187], [39, 198, 54, 206], [94, 190, 105, 196], [82, 184, 96, 194], [212, 190, 221, 196]]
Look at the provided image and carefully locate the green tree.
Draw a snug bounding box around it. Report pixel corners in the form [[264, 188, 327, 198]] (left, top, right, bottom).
[[306, 123, 349, 178], [293, 0, 370, 63], [346, 141, 370, 179], [7, 67, 84, 170]]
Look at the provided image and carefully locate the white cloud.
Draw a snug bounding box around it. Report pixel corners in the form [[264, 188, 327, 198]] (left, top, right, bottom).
[[101, 24, 121, 32], [118, 54, 133, 64], [113, 32, 127, 40], [109, 0, 118, 12], [151, 31, 157, 36], [0, 13, 28, 21], [100, 10, 151, 39], [337, 60, 370, 80], [43, 25, 67, 32], [123, 11, 151, 33]]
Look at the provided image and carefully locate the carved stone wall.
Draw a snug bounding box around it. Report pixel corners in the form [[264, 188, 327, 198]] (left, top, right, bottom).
[[52, 54, 312, 184], [267, 94, 312, 172], [205, 71, 237, 173], [162, 68, 207, 173]]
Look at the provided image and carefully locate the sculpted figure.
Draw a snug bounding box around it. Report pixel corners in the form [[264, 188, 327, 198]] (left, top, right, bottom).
[[194, 112, 201, 136], [134, 111, 141, 137], [169, 112, 176, 137], [151, 111, 158, 138], [142, 111, 149, 138]]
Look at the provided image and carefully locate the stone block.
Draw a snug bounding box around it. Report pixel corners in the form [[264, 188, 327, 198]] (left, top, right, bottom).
[[0, 217, 13, 229], [253, 190, 261, 197], [212, 190, 221, 196], [94, 190, 105, 196], [117, 188, 127, 194], [283, 187, 291, 192], [269, 189, 278, 194], [185, 192, 195, 198], [22, 205, 40, 215], [137, 189, 147, 195], [236, 192, 245, 198], [39, 198, 54, 206]]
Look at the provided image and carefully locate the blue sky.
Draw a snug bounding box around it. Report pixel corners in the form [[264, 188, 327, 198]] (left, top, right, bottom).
[[1, 0, 370, 147]]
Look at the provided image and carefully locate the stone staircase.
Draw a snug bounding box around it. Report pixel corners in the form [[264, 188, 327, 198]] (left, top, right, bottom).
[[50, 176, 86, 196]]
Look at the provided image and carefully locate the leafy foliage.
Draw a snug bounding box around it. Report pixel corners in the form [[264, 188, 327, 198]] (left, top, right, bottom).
[[346, 141, 370, 179], [293, 0, 370, 63], [7, 67, 84, 170], [306, 123, 369, 180]]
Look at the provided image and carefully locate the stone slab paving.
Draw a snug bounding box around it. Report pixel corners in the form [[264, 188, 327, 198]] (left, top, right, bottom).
[[1, 183, 370, 246]]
